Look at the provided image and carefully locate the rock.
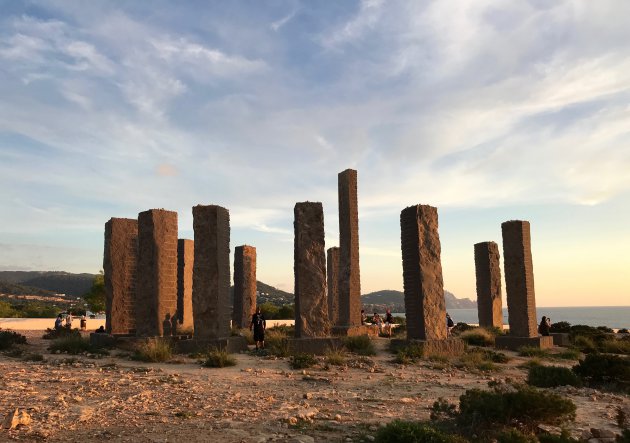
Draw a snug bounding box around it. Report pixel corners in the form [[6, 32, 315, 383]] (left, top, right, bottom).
[[334, 414, 342, 421], [590, 428, 616, 438], [303, 393, 313, 399], [2, 409, 32, 430], [365, 436, 375, 442], [288, 436, 315, 443]]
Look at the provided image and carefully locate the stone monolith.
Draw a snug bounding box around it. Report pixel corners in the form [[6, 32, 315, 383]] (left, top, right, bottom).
[[474, 241, 503, 329], [233, 245, 257, 329], [327, 247, 340, 326], [177, 239, 194, 333], [104, 218, 138, 335]]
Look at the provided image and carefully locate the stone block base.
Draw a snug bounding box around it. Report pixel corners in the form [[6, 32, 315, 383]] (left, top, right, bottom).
[[550, 333, 571, 347], [288, 337, 344, 355], [390, 338, 465, 357], [175, 336, 248, 354], [495, 335, 554, 351], [331, 325, 378, 337]]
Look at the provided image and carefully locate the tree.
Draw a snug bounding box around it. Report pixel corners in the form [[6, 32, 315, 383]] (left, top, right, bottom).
[[83, 271, 105, 313]]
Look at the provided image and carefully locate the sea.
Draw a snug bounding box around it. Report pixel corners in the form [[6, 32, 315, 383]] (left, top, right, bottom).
[[395, 306, 630, 330]]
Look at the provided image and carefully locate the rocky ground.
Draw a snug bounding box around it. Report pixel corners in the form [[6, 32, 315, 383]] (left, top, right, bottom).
[[0, 331, 628, 442]]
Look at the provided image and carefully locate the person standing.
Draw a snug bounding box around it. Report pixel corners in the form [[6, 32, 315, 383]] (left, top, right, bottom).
[[80, 315, 87, 331], [539, 316, 550, 336], [250, 307, 266, 350], [384, 309, 394, 338], [446, 313, 454, 337], [65, 312, 73, 328]]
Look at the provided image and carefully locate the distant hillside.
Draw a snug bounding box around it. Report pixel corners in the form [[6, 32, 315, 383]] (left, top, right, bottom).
[[0, 271, 96, 296], [256, 281, 293, 305], [0, 280, 56, 297], [362, 289, 476, 311]]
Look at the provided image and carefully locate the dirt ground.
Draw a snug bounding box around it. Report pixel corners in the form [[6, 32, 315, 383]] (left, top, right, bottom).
[[0, 330, 627, 442]]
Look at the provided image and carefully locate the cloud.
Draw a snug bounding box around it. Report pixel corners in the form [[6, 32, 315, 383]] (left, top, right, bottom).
[[270, 10, 297, 32]]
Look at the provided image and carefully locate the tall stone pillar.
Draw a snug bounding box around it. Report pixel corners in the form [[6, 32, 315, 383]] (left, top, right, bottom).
[[327, 247, 340, 326], [103, 218, 138, 335], [496, 220, 552, 350], [177, 239, 194, 332], [232, 245, 257, 329], [474, 241, 503, 329], [294, 202, 330, 338], [400, 205, 447, 341], [136, 209, 178, 337], [502, 220, 537, 337], [192, 205, 231, 340], [337, 169, 361, 328]]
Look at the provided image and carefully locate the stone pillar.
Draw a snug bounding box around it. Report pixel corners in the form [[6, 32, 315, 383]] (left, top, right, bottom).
[[136, 209, 178, 337], [501, 220, 537, 337], [177, 239, 194, 333], [294, 202, 330, 338], [400, 205, 447, 341], [103, 218, 138, 335], [327, 247, 340, 326], [338, 169, 361, 327], [232, 245, 257, 329], [192, 205, 231, 340], [474, 241, 503, 329]]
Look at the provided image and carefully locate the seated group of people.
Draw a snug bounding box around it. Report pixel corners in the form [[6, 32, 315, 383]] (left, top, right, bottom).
[[361, 309, 395, 337]]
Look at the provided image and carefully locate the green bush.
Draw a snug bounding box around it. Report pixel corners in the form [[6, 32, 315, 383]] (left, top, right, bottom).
[[527, 365, 582, 388], [572, 335, 597, 353], [598, 326, 614, 333], [49, 335, 94, 355], [289, 353, 317, 369], [478, 349, 510, 363], [344, 335, 376, 356], [132, 338, 173, 362], [42, 325, 81, 340], [538, 430, 580, 442], [573, 354, 630, 386], [458, 385, 576, 432], [325, 348, 346, 366], [554, 349, 581, 360], [392, 343, 424, 364], [456, 350, 499, 372], [496, 429, 537, 443], [375, 420, 467, 443], [202, 348, 237, 368], [451, 322, 475, 335], [459, 328, 495, 347], [0, 330, 27, 350], [265, 329, 290, 357], [618, 329, 629, 334], [599, 338, 630, 355], [549, 321, 572, 333]]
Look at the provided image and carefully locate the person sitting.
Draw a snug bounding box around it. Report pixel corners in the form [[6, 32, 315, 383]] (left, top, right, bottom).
[[95, 325, 106, 334], [372, 312, 382, 335], [538, 316, 550, 336], [54, 314, 63, 331]]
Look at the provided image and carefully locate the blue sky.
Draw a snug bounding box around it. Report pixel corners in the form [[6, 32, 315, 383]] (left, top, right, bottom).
[[1, 1, 628, 306]]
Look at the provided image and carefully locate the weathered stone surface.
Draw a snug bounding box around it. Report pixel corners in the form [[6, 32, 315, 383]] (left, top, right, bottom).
[[495, 335, 553, 351], [294, 202, 330, 338], [175, 336, 248, 354], [103, 218, 138, 335], [177, 239, 194, 332], [192, 205, 231, 340], [551, 333, 571, 347], [326, 247, 340, 326], [390, 338, 465, 357], [233, 245, 257, 329], [338, 169, 361, 327], [136, 209, 178, 337], [474, 241, 503, 329], [400, 205, 447, 341], [287, 337, 344, 355], [502, 220, 538, 338]]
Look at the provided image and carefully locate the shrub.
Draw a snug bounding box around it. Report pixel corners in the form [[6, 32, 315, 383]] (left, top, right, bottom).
[[392, 343, 424, 364], [549, 321, 572, 333], [572, 335, 597, 353], [527, 365, 582, 388], [132, 338, 173, 362], [497, 429, 537, 442], [573, 354, 630, 385], [202, 348, 236, 368], [344, 335, 376, 356], [374, 420, 467, 443], [456, 350, 498, 372], [479, 349, 510, 363], [538, 430, 579, 442], [0, 330, 27, 350], [265, 329, 290, 357], [458, 385, 576, 432], [459, 328, 495, 347], [430, 398, 457, 421], [22, 353, 44, 362], [597, 326, 614, 333], [569, 325, 608, 344], [289, 353, 317, 370], [451, 322, 475, 335], [554, 349, 581, 360], [599, 338, 630, 355], [617, 429, 630, 443], [518, 346, 550, 358], [618, 329, 629, 334], [42, 326, 81, 340], [325, 348, 346, 366], [49, 335, 93, 354]]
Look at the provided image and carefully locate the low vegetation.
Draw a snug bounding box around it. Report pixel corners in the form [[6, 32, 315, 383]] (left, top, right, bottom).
[[455, 349, 500, 372], [202, 348, 237, 368], [392, 343, 424, 364], [573, 353, 630, 391], [527, 365, 582, 388], [375, 420, 467, 443], [0, 329, 27, 350], [42, 326, 81, 340], [459, 328, 495, 347], [48, 335, 108, 355], [325, 347, 346, 366], [132, 338, 173, 362], [518, 346, 551, 358], [344, 335, 376, 356], [265, 328, 290, 357], [289, 353, 317, 369]]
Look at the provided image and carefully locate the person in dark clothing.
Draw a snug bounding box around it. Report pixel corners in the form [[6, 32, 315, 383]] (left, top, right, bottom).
[[250, 307, 266, 350], [95, 325, 106, 333], [384, 309, 394, 338], [446, 313, 455, 337], [539, 316, 550, 336]]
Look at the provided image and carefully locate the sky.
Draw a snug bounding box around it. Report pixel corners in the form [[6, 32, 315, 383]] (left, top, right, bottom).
[[0, 0, 628, 307]]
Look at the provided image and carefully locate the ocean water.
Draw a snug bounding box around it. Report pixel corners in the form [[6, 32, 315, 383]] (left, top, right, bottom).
[[441, 306, 630, 330]]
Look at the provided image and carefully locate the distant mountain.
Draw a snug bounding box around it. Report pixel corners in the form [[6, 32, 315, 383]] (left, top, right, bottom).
[[362, 289, 476, 311], [0, 280, 57, 297], [0, 271, 96, 296]]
